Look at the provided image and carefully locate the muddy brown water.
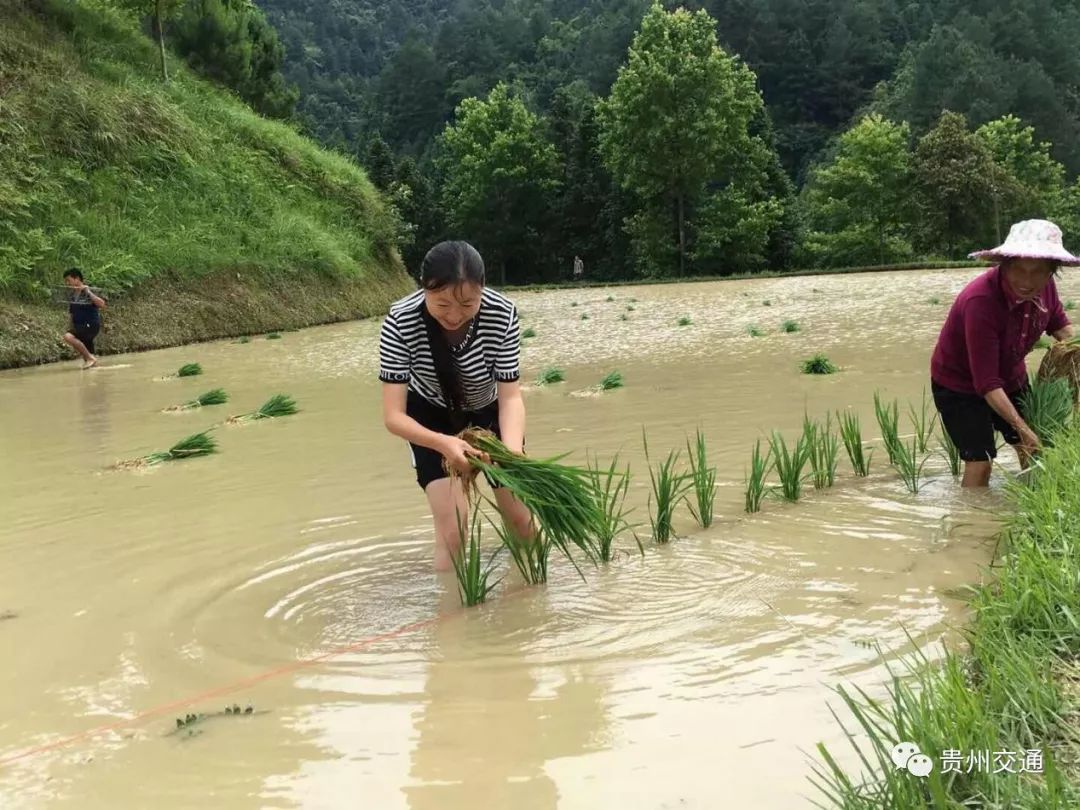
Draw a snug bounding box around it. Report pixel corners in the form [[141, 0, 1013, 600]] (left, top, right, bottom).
[[3, 268, 1075, 809]]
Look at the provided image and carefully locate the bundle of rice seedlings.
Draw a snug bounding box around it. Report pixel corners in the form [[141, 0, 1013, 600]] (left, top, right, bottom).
[[685, 428, 717, 528], [587, 452, 639, 562], [781, 320, 800, 333], [599, 371, 623, 390], [677, 316, 692, 326], [1020, 375, 1073, 448], [801, 354, 838, 375], [177, 363, 202, 378], [228, 394, 298, 423], [803, 413, 839, 489], [536, 367, 565, 385], [939, 424, 961, 476], [893, 436, 931, 494], [907, 387, 938, 453], [266, 332, 282, 340], [120, 431, 217, 468], [873, 391, 901, 464], [449, 428, 603, 571], [450, 503, 502, 605], [836, 409, 872, 477], [643, 429, 692, 544], [748, 325, 765, 337], [235, 336, 251, 344], [744, 439, 773, 513], [522, 327, 537, 339], [763, 299, 772, 307], [1037, 339, 1080, 405], [768, 430, 810, 502], [167, 389, 229, 412]]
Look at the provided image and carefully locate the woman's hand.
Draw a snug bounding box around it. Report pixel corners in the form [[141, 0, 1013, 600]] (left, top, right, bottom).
[[440, 436, 489, 475]]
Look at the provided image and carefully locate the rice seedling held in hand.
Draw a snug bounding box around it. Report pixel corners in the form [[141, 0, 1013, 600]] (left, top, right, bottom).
[[803, 413, 839, 489], [228, 394, 299, 423], [748, 325, 765, 337], [536, 367, 565, 385], [521, 327, 537, 339], [907, 386, 938, 453], [685, 428, 717, 528], [450, 502, 502, 605], [781, 320, 800, 333], [744, 439, 773, 513], [587, 452, 639, 561], [893, 435, 932, 494], [836, 409, 872, 477], [450, 428, 604, 572], [167, 389, 229, 412], [939, 423, 961, 476], [1020, 375, 1073, 448], [643, 429, 692, 544], [800, 353, 838, 375], [873, 390, 901, 464], [177, 363, 202, 378], [599, 371, 623, 390], [677, 316, 692, 326], [768, 430, 810, 502]]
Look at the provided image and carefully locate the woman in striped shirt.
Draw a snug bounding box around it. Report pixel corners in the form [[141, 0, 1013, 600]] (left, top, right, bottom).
[[379, 241, 535, 571]]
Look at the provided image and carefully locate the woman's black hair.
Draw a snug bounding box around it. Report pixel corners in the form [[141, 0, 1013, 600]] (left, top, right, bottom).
[[419, 241, 486, 432]]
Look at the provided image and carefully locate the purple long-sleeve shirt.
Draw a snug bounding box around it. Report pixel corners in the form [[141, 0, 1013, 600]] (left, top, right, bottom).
[[931, 265, 1070, 396]]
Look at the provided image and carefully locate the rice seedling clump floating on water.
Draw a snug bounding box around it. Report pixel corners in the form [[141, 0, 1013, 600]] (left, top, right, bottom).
[[228, 394, 299, 423], [166, 389, 228, 412], [267, 332, 282, 340], [782, 320, 800, 333], [748, 325, 765, 337], [522, 327, 537, 339], [800, 354, 838, 375], [177, 363, 202, 378], [677, 316, 692, 326], [116, 430, 217, 469], [599, 371, 623, 390], [536, 367, 565, 385]]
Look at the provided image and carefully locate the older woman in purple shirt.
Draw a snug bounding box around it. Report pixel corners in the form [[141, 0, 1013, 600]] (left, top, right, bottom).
[[931, 219, 1078, 487]]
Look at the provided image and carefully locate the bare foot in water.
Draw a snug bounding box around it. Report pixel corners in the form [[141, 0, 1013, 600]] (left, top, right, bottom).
[[83, 356, 98, 369]]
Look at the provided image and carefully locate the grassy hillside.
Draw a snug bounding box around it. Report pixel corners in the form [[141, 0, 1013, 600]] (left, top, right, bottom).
[[0, 0, 413, 367]]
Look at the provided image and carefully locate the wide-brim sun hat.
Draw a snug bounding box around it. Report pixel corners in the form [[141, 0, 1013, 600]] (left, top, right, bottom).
[[969, 218, 1080, 266]]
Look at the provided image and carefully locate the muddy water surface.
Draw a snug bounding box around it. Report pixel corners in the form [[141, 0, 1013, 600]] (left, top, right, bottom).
[[3, 268, 1075, 809]]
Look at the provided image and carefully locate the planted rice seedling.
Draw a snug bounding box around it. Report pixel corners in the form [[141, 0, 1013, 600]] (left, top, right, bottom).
[[800, 353, 838, 375], [908, 386, 938, 453], [235, 336, 251, 344], [1066, 299, 1076, 311], [762, 299, 772, 307], [177, 363, 202, 378], [873, 391, 901, 464], [677, 316, 692, 326], [939, 423, 961, 476], [599, 371, 623, 390], [228, 394, 298, 423], [748, 325, 765, 337], [803, 413, 840, 489], [768, 430, 810, 502], [580, 312, 590, 320], [571, 301, 579, 307], [685, 428, 717, 528], [744, 438, 773, 513], [644, 429, 692, 544], [619, 313, 629, 321], [893, 435, 931, 494], [928, 295, 941, 304], [496, 522, 551, 585], [1021, 375, 1073, 447], [781, 320, 800, 333], [836, 409, 872, 477], [606, 295, 615, 302], [521, 327, 537, 339], [587, 452, 639, 561], [536, 367, 565, 385], [450, 503, 502, 605], [626, 304, 636, 312]]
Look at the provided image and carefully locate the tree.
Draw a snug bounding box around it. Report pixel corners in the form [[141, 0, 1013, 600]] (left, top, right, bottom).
[[392, 157, 446, 272], [913, 111, 1002, 256], [437, 83, 561, 285], [801, 114, 914, 267], [598, 2, 779, 276], [115, 0, 186, 81], [362, 135, 397, 192]]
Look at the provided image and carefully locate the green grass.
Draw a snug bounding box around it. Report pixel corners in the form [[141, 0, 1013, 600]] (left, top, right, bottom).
[[803, 413, 840, 489], [677, 316, 692, 326], [837, 409, 872, 477], [450, 503, 502, 605], [813, 421, 1080, 808], [587, 452, 638, 562], [873, 391, 901, 465], [1066, 299, 1076, 311], [643, 429, 692, 544], [781, 320, 800, 333], [535, 367, 565, 385], [1020, 375, 1073, 448], [768, 431, 810, 502], [907, 387, 938, 453], [599, 371, 623, 390], [141, 430, 217, 465], [801, 353, 839, 375], [521, 327, 537, 339], [744, 439, 773, 513], [893, 436, 931, 494], [685, 428, 717, 528], [748, 325, 765, 337], [177, 363, 202, 377], [939, 423, 961, 476], [0, 0, 399, 300]]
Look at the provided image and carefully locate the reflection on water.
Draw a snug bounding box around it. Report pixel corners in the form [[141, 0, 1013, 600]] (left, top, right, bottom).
[[1, 268, 1073, 809]]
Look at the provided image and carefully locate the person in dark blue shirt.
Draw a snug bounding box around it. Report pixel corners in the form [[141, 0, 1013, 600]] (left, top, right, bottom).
[[62, 268, 107, 368]]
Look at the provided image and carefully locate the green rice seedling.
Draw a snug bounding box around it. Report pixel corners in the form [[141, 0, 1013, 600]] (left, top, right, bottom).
[[629, 297, 638, 303], [123, 431, 217, 468], [768, 430, 810, 502], [266, 332, 282, 340], [677, 316, 692, 326], [1020, 375, 1073, 447], [580, 313, 589, 321], [177, 363, 202, 377], [521, 327, 537, 339], [1066, 299, 1076, 311], [606, 295, 614, 302], [685, 428, 717, 528], [893, 435, 931, 493], [781, 320, 800, 333], [1033, 336, 1051, 350], [626, 304, 636, 312], [762, 299, 772, 307], [939, 423, 961, 476], [169, 389, 229, 411], [873, 391, 901, 464], [599, 371, 623, 390], [928, 295, 941, 304], [229, 394, 298, 423], [643, 429, 692, 544], [536, 367, 565, 385], [907, 386, 938, 453], [748, 325, 765, 337], [800, 353, 838, 375], [571, 301, 579, 307], [619, 313, 629, 321], [744, 439, 773, 513], [235, 336, 251, 344], [803, 413, 840, 489], [836, 409, 872, 477], [587, 452, 639, 561], [450, 502, 502, 605], [454, 428, 604, 571], [488, 513, 548, 586]]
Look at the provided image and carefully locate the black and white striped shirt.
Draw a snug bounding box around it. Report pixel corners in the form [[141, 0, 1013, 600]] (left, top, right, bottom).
[[378, 287, 521, 410]]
